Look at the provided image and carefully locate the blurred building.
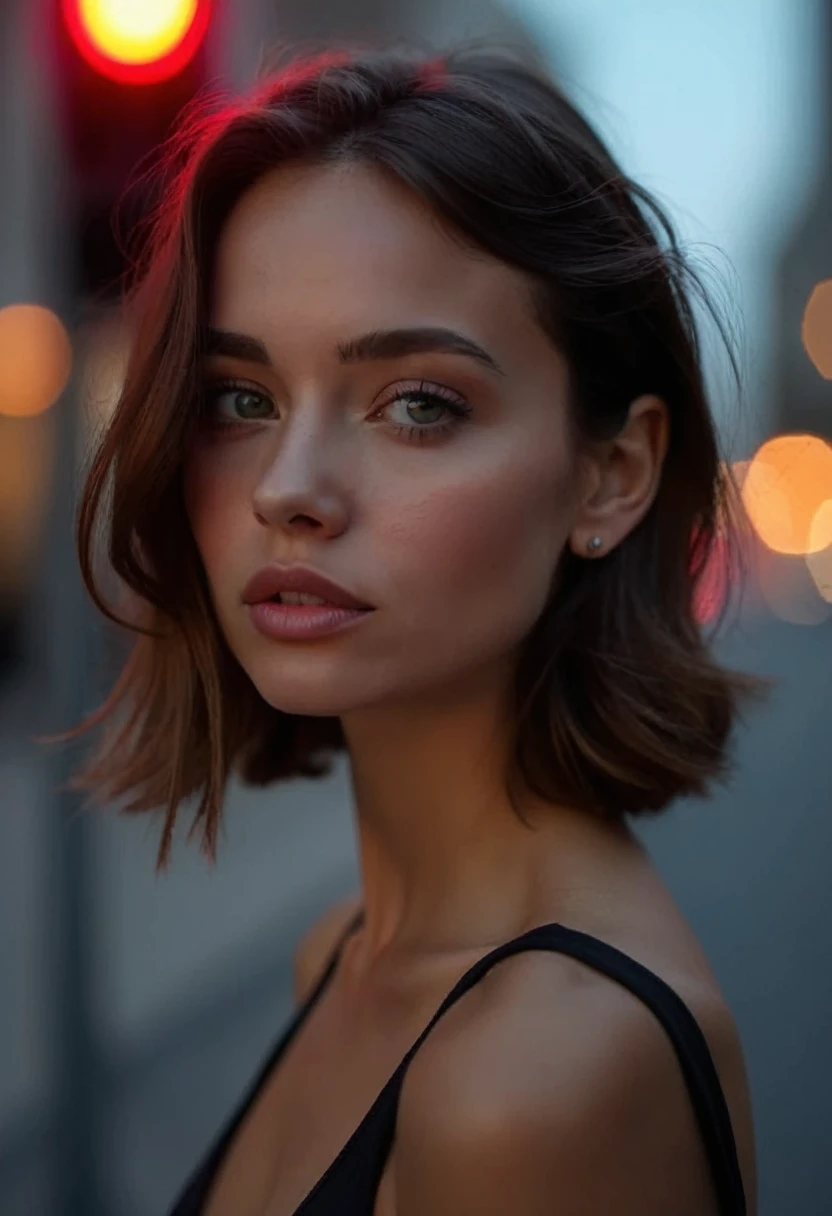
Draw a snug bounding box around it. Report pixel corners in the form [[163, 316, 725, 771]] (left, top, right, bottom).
[[770, 0, 832, 441]]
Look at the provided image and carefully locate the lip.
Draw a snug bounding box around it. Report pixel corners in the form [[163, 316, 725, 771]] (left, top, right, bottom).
[[241, 563, 373, 611], [247, 600, 372, 642]]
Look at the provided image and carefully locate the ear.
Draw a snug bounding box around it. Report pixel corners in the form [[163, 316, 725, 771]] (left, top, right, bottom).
[[569, 394, 669, 559]]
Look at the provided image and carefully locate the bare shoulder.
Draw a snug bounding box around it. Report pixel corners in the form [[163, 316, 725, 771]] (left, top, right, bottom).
[[393, 945, 756, 1216], [292, 889, 362, 1005]]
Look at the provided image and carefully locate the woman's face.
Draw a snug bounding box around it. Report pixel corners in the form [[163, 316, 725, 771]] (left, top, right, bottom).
[[182, 160, 582, 718]]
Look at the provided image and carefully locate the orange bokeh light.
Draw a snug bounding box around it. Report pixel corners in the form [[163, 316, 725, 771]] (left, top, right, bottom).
[[0, 304, 72, 418], [757, 547, 832, 626], [806, 501, 832, 603], [741, 433, 832, 555], [802, 279, 832, 379], [63, 0, 210, 84]]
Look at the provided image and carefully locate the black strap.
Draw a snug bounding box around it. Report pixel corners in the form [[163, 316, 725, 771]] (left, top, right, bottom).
[[380, 922, 747, 1216], [168, 905, 365, 1214], [170, 915, 747, 1216]]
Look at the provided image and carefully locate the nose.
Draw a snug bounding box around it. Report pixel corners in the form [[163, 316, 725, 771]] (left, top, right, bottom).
[[250, 406, 351, 538]]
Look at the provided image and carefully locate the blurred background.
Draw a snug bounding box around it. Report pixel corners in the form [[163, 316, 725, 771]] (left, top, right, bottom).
[[0, 1, 830, 1213]]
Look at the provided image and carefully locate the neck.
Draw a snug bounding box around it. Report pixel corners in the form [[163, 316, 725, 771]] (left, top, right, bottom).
[[340, 670, 639, 965]]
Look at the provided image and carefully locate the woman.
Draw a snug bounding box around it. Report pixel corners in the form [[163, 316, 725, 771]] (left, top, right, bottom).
[[64, 42, 761, 1215]]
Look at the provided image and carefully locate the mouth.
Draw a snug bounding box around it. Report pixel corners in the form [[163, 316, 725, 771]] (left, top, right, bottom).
[[266, 593, 345, 606], [248, 593, 374, 640], [242, 565, 373, 611]]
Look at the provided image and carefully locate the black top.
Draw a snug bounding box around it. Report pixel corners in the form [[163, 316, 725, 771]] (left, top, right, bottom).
[[169, 910, 747, 1215]]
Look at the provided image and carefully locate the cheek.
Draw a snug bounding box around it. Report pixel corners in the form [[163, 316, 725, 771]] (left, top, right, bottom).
[[181, 453, 243, 585], [385, 450, 573, 637]]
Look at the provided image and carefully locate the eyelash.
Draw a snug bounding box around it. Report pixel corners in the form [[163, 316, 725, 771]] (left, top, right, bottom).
[[197, 377, 473, 444]]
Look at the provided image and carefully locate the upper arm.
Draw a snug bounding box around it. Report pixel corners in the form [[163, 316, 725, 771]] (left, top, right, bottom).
[[393, 969, 723, 1216], [292, 890, 362, 1006]]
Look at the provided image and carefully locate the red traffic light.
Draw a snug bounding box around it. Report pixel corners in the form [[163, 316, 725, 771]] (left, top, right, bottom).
[[61, 0, 211, 85]]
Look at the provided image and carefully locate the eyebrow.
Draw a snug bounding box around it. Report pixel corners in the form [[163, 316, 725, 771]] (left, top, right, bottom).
[[201, 325, 506, 377]]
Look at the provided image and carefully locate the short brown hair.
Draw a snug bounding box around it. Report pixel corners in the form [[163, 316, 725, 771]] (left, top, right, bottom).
[[42, 41, 765, 868]]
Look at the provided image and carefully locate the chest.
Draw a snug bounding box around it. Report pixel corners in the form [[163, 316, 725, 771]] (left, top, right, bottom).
[[202, 991, 429, 1216]]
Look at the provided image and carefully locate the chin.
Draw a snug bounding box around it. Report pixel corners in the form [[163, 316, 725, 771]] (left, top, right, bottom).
[[268, 695, 350, 718], [246, 672, 365, 719]]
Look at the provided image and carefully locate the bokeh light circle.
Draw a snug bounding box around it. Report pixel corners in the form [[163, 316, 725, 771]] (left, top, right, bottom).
[[62, 0, 210, 84], [806, 501, 832, 603], [0, 304, 72, 418], [741, 433, 832, 555], [802, 279, 832, 379]]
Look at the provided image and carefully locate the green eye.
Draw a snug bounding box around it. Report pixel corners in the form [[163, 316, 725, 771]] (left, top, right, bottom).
[[225, 388, 270, 419], [374, 382, 473, 444], [200, 379, 274, 426]]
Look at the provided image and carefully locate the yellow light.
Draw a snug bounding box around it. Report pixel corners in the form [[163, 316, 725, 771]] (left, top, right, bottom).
[[806, 501, 832, 602], [742, 433, 832, 555], [802, 279, 832, 379], [0, 305, 72, 418], [76, 0, 199, 66]]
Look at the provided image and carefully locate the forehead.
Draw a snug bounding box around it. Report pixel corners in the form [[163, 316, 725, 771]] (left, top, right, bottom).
[[208, 160, 536, 342]]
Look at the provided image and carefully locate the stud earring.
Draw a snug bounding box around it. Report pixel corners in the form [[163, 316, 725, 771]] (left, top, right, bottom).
[[586, 535, 603, 556]]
